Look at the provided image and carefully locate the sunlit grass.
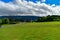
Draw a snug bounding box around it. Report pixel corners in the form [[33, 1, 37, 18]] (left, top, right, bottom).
[[0, 22, 60, 40]]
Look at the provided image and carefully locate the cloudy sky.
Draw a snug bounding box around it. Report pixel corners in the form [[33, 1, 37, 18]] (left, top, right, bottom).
[[0, 0, 60, 16]]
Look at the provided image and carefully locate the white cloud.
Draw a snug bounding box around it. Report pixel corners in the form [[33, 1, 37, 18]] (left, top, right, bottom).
[[41, 0, 46, 2], [51, 4, 56, 7], [0, 0, 60, 16]]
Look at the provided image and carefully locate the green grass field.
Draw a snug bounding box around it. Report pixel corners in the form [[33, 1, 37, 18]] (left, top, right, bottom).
[[0, 22, 60, 40]]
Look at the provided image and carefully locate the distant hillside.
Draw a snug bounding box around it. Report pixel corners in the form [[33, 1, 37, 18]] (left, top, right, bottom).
[[0, 16, 40, 20]]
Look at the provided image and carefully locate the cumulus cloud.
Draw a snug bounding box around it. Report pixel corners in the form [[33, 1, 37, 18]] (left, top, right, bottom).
[[0, 0, 60, 16]]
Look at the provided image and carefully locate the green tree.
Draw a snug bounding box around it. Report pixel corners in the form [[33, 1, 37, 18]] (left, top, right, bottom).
[[2, 18, 10, 24]]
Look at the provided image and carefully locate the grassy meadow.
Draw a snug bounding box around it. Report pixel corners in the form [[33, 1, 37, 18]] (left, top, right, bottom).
[[0, 22, 60, 40]]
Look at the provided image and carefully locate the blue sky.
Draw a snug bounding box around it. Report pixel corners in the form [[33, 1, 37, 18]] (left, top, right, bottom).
[[26, 0, 60, 5], [0, 0, 13, 2], [0, 0, 60, 5]]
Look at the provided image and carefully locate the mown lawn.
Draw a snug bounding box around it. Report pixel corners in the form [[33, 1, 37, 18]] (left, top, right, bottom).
[[0, 22, 60, 40]]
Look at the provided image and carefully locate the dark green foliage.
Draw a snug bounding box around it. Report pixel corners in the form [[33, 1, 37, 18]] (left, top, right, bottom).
[[0, 15, 60, 24], [2, 18, 9, 24], [46, 15, 54, 21], [2, 18, 16, 24], [0, 19, 2, 24], [36, 15, 60, 22]]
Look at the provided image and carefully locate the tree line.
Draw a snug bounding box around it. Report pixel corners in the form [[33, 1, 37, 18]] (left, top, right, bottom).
[[0, 15, 60, 24], [36, 15, 60, 22]]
